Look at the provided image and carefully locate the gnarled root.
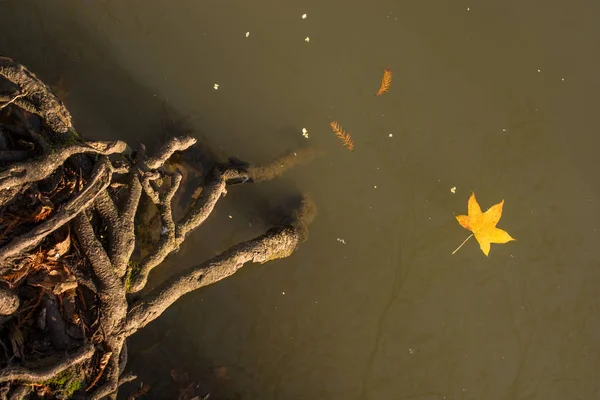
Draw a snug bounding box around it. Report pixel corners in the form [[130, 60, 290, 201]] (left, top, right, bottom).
[[0, 344, 94, 384], [0, 57, 315, 399]]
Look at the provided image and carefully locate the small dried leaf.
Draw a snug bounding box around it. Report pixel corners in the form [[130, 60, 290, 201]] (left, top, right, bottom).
[[329, 121, 355, 152], [47, 227, 71, 259], [53, 278, 78, 295], [127, 383, 151, 400], [0, 267, 29, 287], [33, 205, 53, 223], [31, 268, 69, 292], [98, 351, 112, 368], [375, 66, 392, 96], [85, 351, 112, 391]]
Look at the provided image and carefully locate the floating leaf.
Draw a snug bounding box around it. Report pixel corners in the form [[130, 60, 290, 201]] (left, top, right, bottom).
[[375, 66, 392, 96], [453, 192, 515, 256], [329, 121, 354, 151]]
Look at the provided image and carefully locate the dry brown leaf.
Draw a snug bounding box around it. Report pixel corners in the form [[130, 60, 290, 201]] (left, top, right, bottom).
[[0, 214, 21, 240], [375, 66, 392, 96], [329, 121, 355, 152], [52, 278, 78, 295], [1, 267, 30, 287], [47, 227, 71, 260], [33, 205, 53, 223], [26, 249, 48, 272], [85, 351, 112, 391], [30, 268, 70, 292], [127, 383, 151, 400]]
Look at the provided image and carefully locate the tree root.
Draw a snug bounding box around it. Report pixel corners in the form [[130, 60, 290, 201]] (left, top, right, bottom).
[[87, 371, 136, 400], [0, 156, 113, 266], [0, 57, 72, 134], [128, 148, 318, 294], [126, 224, 301, 334], [0, 56, 315, 399], [142, 135, 196, 170], [0, 140, 126, 192], [93, 172, 141, 278], [0, 344, 94, 384]]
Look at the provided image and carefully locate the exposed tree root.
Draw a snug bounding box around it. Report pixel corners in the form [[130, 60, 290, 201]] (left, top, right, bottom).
[[126, 224, 302, 334], [0, 57, 315, 399], [0, 140, 126, 192], [0, 344, 94, 383], [0, 56, 72, 134], [128, 147, 318, 293], [0, 156, 113, 267]]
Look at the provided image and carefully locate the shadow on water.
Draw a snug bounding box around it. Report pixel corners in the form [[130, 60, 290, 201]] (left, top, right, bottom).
[[0, 3, 318, 398], [0, 1, 212, 159]]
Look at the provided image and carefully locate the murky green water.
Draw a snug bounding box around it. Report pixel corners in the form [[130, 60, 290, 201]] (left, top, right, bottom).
[[2, 0, 600, 398]]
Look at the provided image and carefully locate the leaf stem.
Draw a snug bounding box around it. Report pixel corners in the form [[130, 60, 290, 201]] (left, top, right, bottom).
[[452, 234, 473, 255]]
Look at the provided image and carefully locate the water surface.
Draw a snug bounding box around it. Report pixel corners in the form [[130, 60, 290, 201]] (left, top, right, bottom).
[[1, 0, 599, 399]]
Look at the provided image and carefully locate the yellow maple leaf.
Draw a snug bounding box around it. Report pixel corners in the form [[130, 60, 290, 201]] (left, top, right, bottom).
[[453, 192, 515, 256]]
